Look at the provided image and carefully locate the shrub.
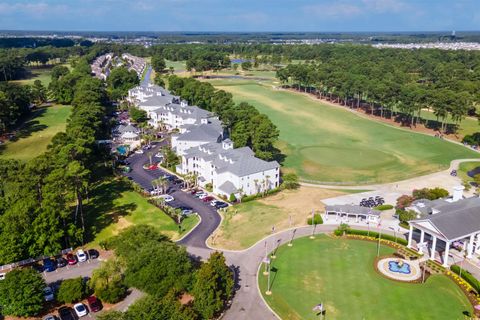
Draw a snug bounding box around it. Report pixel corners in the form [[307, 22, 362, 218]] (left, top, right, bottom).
[[281, 173, 300, 190], [307, 213, 323, 225], [205, 183, 213, 192], [374, 204, 394, 211], [397, 209, 417, 223], [451, 265, 480, 292], [396, 194, 414, 209], [229, 193, 236, 203], [57, 277, 87, 303]]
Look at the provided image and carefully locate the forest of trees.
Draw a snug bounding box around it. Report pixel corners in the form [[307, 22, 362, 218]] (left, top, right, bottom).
[[275, 45, 480, 132], [167, 75, 280, 161], [0, 56, 111, 265]]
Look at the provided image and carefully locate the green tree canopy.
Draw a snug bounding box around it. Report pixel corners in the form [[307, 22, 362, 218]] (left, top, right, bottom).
[[0, 268, 45, 317]]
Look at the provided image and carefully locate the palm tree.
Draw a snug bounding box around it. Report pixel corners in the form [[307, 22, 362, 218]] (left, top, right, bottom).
[[147, 151, 153, 166]]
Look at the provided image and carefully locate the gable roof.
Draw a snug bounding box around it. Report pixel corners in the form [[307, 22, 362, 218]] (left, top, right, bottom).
[[176, 124, 222, 142], [411, 197, 480, 241]]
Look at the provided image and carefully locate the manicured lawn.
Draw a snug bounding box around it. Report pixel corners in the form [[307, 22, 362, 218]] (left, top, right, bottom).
[[417, 109, 479, 137], [0, 105, 71, 160], [166, 60, 187, 72], [210, 187, 345, 250], [86, 178, 199, 247], [12, 67, 54, 87], [208, 79, 479, 184], [259, 236, 472, 320]]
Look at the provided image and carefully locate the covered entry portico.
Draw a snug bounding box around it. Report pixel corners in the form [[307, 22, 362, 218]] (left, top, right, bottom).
[[408, 211, 480, 267]]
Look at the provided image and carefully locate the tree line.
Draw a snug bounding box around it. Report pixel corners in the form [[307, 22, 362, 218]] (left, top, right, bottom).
[[95, 225, 233, 320], [167, 75, 280, 161], [275, 45, 480, 132], [0, 59, 111, 265]]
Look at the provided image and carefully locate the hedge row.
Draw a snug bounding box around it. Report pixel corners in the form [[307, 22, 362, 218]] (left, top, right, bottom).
[[240, 187, 281, 203], [451, 265, 480, 293], [374, 204, 394, 211], [334, 229, 408, 246]]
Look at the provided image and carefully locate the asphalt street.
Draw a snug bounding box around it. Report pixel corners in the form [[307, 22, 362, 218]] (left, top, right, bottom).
[[123, 140, 222, 249]]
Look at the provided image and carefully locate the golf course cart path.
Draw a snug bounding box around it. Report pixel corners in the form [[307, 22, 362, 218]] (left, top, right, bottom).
[[301, 158, 480, 190]]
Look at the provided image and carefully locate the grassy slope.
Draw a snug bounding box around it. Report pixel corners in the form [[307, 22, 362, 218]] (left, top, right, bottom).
[[209, 79, 479, 184], [259, 236, 472, 320], [0, 105, 71, 160], [86, 179, 199, 246]]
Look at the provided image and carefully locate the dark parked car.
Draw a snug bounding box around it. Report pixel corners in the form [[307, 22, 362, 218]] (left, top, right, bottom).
[[87, 296, 102, 312], [215, 201, 229, 209], [88, 249, 99, 259], [43, 258, 56, 272], [56, 257, 67, 268], [58, 306, 76, 320]]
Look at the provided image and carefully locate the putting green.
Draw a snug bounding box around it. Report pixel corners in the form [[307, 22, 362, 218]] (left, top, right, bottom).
[[208, 79, 479, 184], [259, 236, 472, 320]]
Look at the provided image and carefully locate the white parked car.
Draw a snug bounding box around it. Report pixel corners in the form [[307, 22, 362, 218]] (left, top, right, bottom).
[[74, 303, 88, 317], [43, 286, 54, 302], [154, 152, 163, 158], [163, 195, 174, 202], [210, 200, 218, 206], [199, 193, 209, 200], [135, 149, 144, 154], [76, 249, 87, 262]]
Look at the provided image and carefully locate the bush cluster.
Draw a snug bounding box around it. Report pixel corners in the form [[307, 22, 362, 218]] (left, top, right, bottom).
[[307, 213, 323, 225], [374, 204, 394, 211], [334, 228, 408, 246], [451, 265, 480, 293]]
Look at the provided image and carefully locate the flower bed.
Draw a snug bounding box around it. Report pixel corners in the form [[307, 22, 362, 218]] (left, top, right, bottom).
[[446, 270, 480, 316]]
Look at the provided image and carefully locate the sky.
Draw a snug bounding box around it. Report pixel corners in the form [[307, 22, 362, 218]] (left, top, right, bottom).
[[0, 0, 479, 32]]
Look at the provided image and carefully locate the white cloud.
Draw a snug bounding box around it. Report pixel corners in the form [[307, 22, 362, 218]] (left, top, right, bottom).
[[0, 2, 68, 18], [304, 2, 362, 18], [362, 0, 409, 13]]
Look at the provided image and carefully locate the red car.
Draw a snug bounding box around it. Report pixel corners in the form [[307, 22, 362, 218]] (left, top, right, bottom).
[[147, 164, 158, 170], [66, 253, 77, 265], [203, 196, 214, 202], [87, 296, 102, 312]]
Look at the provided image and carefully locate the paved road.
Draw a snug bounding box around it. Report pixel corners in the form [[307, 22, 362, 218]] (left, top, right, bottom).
[[43, 258, 101, 284], [123, 141, 221, 249], [185, 224, 404, 320]]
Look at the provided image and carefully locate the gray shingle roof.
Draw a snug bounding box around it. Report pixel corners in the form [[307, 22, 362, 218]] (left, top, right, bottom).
[[218, 181, 238, 195], [412, 197, 480, 240], [325, 204, 381, 216], [176, 124, 222, 142], [116, 124, 139, 134], [139, 95, 174, 107], [217, 157, 279, 177]]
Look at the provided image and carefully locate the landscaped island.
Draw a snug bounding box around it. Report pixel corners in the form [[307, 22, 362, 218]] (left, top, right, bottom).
[[259, 235, 472, 320]]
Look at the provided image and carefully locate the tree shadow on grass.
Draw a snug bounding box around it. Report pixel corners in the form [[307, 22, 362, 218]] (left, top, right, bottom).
[[84, 178, 137, 243], [7, 108, 49, 142]]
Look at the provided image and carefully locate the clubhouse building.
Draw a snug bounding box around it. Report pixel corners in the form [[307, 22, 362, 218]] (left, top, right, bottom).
[[128, 84, 280, 198], [407, 186, 480, 267]]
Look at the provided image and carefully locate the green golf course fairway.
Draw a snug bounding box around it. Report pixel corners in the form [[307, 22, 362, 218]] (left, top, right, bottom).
[[258, 236, 472, 320], [210, 79, 479, 184]]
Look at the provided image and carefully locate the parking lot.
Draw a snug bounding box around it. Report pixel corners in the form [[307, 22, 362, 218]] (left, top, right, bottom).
[[122, 141, 222, 249]]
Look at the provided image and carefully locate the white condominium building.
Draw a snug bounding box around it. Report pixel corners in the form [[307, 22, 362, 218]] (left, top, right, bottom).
[[128, 84, 280, 198]]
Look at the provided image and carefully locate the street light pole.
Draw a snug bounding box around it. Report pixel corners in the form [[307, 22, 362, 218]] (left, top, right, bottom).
[[266, 260, 272, 295]]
